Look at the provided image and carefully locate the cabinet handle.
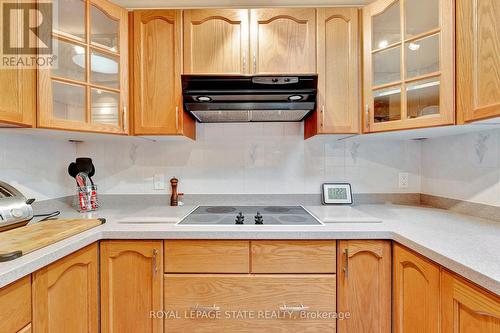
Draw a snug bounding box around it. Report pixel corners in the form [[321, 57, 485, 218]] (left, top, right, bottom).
[[279, 304, 310, 312], [175, 106, 179, 131], [365, 104, 370, 131], [123, 106, 127, 131], [192, 304, 220, 313], [152, 248, 158, 276], [243, 52, 247, 73], [321, 104, 325, 128], [253, 52, 257, 73], [343, 248, 349, 278]]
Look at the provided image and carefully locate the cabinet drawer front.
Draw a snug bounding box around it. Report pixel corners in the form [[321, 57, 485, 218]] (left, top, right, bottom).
[[164, 274, 336, 332], [251, 241, 336, 273], [0, 276, 31, 333], [164, 240, 250, 273]]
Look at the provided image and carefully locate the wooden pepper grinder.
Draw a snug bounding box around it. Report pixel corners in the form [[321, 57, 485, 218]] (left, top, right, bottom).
[[170, 177, 178, 206]]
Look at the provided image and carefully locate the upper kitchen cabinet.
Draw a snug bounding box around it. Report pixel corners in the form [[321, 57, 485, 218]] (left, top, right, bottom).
[[0, 0, 36, 128], [362, 0, 454, 132], [183, 9, 249, 74], [131, 10, 195, 139], [305, 8, 360, 138], [250, 8, 316, 74], [38, 0, 129, 134], [457, 0, 500, 123]]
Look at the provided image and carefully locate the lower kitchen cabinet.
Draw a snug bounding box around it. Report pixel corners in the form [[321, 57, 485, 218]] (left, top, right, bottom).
[[0, 275, 31, 333], [100, 240, 164, 333], [32, 243, 98, 333], [337, 240, 391, 333], [164, 274, 337, 332], [393, 244, 440, 333], [441, 270, 500, 333]]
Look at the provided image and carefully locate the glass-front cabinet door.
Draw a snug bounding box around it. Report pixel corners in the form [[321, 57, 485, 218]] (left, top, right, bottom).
[[38, 0, 128, 134], [362, 0, 454, 132]]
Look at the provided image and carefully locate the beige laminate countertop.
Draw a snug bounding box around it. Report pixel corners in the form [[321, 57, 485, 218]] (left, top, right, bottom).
[[0, 203, 499, 296]]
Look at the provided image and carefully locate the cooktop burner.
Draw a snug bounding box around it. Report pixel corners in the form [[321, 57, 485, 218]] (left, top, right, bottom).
[[178, 206, 322, 225]]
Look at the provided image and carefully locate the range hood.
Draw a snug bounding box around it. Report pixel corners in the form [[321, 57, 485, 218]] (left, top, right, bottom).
[[182, 75, 318, 123]]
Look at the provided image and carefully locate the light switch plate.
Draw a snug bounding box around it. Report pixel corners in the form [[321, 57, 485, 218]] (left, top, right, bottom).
[[154, 174, 165, 190], [398, 172, 409, 189]]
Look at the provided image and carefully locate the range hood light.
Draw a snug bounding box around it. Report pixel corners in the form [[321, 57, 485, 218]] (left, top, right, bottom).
[[288, 95, 303, 101], [196, 96, 212, 102]]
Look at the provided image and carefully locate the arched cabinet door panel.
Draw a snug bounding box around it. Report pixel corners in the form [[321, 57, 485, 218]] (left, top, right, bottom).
[[337, 240, 391, 333], [393, 244, 440, 333], [441, 270, 500, 333], [32, 243, 98, 333], [183, 9, 249, 74], [100, 240, 163, 333], [250, 8, 316, 74]]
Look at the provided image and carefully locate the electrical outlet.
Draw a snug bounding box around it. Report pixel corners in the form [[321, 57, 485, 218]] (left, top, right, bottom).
[[399, 172, 409, 189], [153, 174, 165, 190]]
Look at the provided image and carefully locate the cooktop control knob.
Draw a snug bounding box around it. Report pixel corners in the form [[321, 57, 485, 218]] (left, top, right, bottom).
[[235, 212, 245, 225], [255, 212, 264, 225]]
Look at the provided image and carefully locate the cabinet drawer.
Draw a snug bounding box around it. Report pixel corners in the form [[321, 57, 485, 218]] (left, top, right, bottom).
[[164, 240, 250, 273], [164, 274, 336, 332], [251, 241, 336, 273], [0, 276, 31, 333]]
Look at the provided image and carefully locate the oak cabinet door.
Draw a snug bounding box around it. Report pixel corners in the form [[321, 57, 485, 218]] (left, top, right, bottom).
[[0, 0, 35, 128], [37, 0, 129, 134], [362, 0, 454, 132], [441, 270, 500, 333], [393, 244, 440, 333], [131, 10, 194, 138], [165, 274, 336, 332], [0, 276, 31, 333], [305, 8, 360, 138], [183, 9, 249, 74], [100, 240, 163, 333], [457, 0, 500, 123], [250, 8, 316, 74], [337, 240, 391, 333], [32, 243, 98, 333]]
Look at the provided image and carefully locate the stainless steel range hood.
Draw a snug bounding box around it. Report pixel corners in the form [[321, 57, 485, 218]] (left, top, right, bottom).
[[182, 75, 318, 123]]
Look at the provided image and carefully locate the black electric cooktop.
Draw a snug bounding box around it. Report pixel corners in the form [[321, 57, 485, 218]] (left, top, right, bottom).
[[177, 206, 322, 225]]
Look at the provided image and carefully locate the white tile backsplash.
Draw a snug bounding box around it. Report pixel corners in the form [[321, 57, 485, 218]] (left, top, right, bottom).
[[421, 129, 500, 206], [0, 132, 75, 201], [2, 123, 499, 205], [75, 123, 422, 195]]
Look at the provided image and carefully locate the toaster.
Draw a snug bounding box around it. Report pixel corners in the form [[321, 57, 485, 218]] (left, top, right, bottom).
[[0, 181, 34, 230]]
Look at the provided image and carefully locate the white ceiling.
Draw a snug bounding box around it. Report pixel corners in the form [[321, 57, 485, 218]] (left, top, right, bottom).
[[110, 0, 372, 9]]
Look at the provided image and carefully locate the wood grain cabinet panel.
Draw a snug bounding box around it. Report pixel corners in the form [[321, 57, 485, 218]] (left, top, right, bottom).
[[164, 274, 336, 332], [250, 8, 316, 74], [32, 243, 98, 333], [393, 244, 440, 333], [17, 324, 32, 333], [164, 240, 249, 273], [183, 9, 249, 74], [305, 8, 360, 138], [0, 0, 36, 127], [457, 0, 500, 122], [251, 240, 336, 273], [100, 240, 163, 333], [441, 270, 500, 333], [131, 10, 195, 138], [0, 275, 31, 333], [337, 240, 391, 333]]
